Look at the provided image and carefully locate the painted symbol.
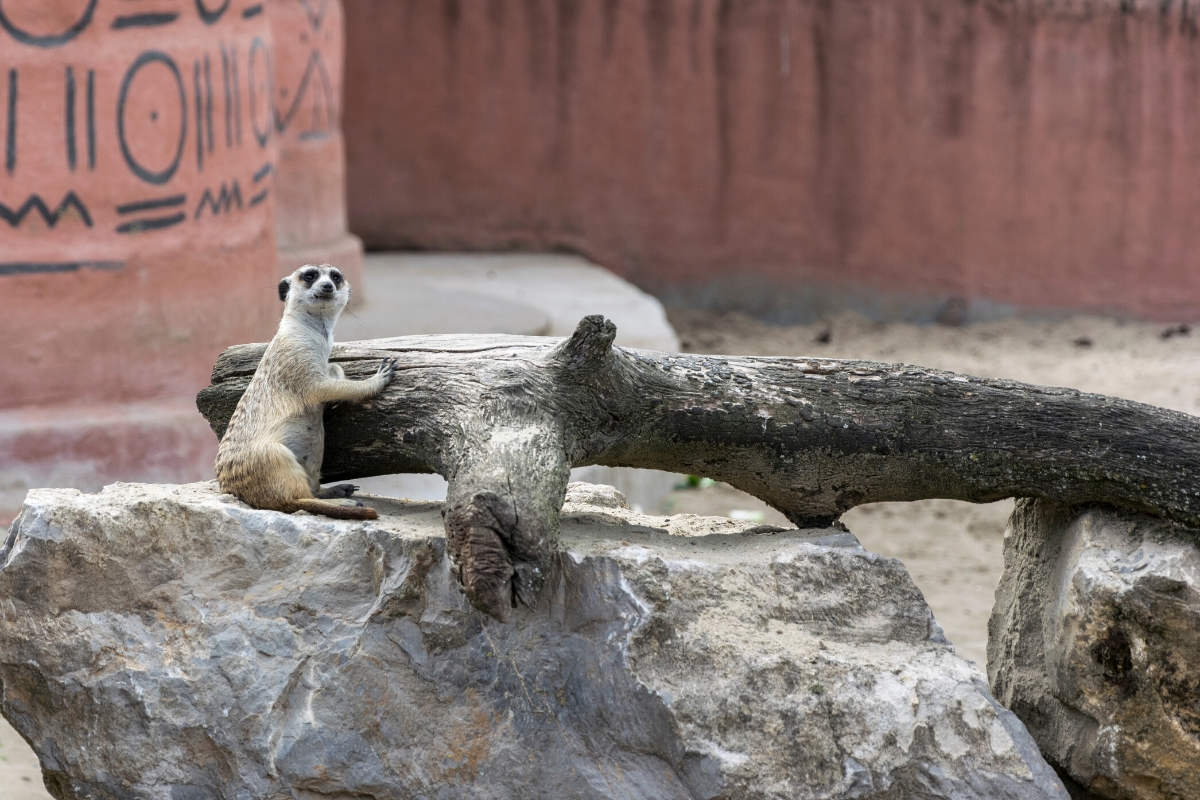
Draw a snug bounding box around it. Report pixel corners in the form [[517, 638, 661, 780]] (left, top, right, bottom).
[[196, 0, 231, 25], [221, 46, 234, 146], [65, 66, 76, 170], [1, 192, 93, 228], [64, 67, 97, 171], [248, 38, 273, 148], [190, 57, 218, 169], [299, 0, 329, 31], [194, 60, 205, 169], [115, 194, 186, 233], [275, 51, 334, 140], [6, 68, 15, 173], [203, 56, 214, 156], [0, 260, 122, 276], [111, 13, 178, 30], [195, 182, 242, 218], [86, 69, 95, 169], [0, 0, 97, 48], [249, 161, 271, 206], [118, 51, 187, 185], [223, 44, 243, 146]]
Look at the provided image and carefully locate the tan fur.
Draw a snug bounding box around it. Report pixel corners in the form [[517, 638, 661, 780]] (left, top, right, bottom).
[[216, 264, 394, 520]]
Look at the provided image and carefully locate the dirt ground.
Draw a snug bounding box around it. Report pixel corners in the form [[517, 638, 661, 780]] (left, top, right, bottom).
[[3, 311, 1197, 798], [664, 309, 1200, 671]]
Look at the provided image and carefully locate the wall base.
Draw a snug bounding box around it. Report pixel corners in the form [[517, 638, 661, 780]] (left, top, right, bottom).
[[0, 400, 217, 524], [651, 274, 1140, 327]]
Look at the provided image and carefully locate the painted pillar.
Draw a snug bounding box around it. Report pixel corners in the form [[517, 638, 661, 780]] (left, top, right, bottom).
[[268, 0, 363, 296], [0, 0, 280, 514]]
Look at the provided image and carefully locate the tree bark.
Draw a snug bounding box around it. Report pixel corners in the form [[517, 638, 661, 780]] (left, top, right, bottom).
[[197, 316, 1200, 620]]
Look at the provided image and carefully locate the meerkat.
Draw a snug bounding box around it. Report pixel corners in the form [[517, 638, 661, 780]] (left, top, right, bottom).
[[215, 264, 395, 520]]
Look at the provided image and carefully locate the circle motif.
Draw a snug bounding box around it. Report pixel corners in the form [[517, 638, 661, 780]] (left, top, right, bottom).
[[117, 51, 187, 185], [0, 0, 97, 48]]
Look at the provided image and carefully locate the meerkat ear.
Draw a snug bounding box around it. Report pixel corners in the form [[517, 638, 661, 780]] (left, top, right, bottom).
[[278, 277, 291, 302]]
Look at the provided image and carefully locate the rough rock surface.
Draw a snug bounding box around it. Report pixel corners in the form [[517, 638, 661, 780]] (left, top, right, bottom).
[[0, 482, 1066, 800], [989, 500, 1200, 800]]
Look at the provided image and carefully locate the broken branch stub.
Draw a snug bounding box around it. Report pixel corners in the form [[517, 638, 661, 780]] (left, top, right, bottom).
[[198, 315, 1200, 619]]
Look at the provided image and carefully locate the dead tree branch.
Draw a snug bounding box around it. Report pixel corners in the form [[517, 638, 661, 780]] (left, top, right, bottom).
[[198, 316, 1200, 620]]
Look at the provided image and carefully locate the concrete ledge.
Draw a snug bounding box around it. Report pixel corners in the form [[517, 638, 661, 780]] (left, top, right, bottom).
[[338, 252, 680, 351]]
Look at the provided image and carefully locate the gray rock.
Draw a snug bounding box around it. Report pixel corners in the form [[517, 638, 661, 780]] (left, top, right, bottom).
[[0, 482, 1066, 800], [989, 500, 1200, 800]]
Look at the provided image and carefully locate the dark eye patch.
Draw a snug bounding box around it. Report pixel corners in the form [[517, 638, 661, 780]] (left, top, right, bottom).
[[330, 271, 343, 285], [301, 270, 319, 284]]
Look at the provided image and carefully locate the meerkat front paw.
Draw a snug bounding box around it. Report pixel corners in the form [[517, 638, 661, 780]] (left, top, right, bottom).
[[375, 357, 397, 388]]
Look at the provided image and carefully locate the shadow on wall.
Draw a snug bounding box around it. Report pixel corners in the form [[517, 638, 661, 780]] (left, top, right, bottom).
[[343, 0, 1200, 322]]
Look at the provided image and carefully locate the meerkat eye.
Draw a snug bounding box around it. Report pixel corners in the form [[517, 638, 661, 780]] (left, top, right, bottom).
[[302, 270, 319, 283], [330, 271, 343, 286]]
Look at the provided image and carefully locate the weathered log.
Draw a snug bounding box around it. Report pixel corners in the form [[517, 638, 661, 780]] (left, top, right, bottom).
[[197, 316, 1200, 620]]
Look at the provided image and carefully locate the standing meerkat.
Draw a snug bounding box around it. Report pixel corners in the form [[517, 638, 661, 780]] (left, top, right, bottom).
[[216, 264, 395, 520]]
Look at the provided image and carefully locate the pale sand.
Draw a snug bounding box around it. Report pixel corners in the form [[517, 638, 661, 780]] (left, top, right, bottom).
[[2, 311, 1196, 796], [665, 309, 1200, 672], [0, 715, 47, 800]]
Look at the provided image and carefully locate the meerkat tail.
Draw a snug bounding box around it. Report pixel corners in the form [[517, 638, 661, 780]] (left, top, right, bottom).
[[291, 498, 380, 520]]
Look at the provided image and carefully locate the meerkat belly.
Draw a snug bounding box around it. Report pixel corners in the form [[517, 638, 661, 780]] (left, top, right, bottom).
[[278, 406, 326, 484]]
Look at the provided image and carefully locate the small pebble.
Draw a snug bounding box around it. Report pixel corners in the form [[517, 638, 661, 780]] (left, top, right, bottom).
[[1161, 323, 1191, 339]]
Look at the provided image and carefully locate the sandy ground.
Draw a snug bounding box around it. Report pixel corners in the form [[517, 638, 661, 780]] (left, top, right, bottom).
[[3, 311, 1197, 797], [664, 309, 1200, 672], [0, 716, 46, 800]]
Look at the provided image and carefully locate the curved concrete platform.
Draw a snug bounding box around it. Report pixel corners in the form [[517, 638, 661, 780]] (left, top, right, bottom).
[[340, 252, 680, 350]]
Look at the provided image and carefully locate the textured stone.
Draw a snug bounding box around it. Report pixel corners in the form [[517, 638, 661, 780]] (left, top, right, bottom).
[[1, 482, 1065, 799], [989, 500, 1200, 800]]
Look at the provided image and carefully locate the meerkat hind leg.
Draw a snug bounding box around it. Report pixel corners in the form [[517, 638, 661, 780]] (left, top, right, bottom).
[[254, 443, 377, 520], [235, 442, 316, 511], [316, 483, 360, 499]]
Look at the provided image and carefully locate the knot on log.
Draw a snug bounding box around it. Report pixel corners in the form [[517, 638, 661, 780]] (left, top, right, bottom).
[[444, 491, 546, 622], [548, 315, 617, 374]]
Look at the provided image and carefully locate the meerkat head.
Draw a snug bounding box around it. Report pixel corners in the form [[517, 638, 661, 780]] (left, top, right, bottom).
[[278, 264, 350, 318]]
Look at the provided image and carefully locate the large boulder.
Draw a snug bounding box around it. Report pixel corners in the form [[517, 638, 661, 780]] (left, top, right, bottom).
[[0, 482, 1066, 800], [989, 500, 1200, 799]]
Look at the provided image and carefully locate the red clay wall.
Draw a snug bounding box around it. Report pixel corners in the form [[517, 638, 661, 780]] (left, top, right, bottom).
[[344, 0, 1200, 322]]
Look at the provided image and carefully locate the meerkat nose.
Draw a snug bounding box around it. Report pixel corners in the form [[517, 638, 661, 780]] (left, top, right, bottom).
[[319, 281, 334, 293]]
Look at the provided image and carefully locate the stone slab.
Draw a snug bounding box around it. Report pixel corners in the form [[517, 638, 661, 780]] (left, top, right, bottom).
[[0, 481, 1066, 800], [989, 500, 1200, 800]]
